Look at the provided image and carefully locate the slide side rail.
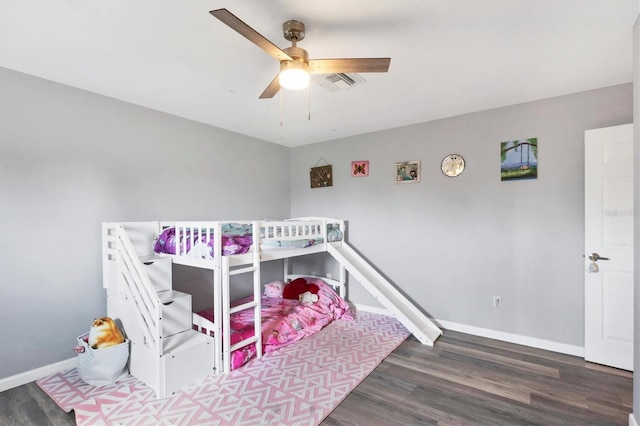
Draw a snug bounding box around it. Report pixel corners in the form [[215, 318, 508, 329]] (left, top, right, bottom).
[[328, 243, 442, 346]]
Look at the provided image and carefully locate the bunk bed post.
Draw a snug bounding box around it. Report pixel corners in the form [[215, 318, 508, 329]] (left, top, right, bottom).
[[221, 255, 231, 374], [213, 264, 221, 374], [252, 221, 263, 359], [339, 264, 347, 300], [321, 218, 328, 252], [213, 222, 225, 374], [283, 258, 291, 280]]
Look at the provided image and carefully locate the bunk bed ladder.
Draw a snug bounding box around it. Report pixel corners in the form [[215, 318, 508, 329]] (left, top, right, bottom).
[[216, 222, 262, 374]]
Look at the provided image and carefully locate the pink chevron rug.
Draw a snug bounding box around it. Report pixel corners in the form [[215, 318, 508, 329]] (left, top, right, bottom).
[[37, 311, 409, 425]]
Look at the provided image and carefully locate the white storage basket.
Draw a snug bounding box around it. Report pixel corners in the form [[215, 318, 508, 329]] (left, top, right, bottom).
[[77, 333, 129, 386]]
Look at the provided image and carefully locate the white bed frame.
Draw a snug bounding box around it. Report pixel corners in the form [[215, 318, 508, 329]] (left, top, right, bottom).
[[102, 217, 348, 399]]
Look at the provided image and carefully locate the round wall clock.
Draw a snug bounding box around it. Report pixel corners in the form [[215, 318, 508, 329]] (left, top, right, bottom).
[[441, 154, 465, 177]]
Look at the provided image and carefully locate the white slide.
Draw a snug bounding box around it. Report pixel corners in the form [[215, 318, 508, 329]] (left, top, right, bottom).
[[328, 243, 442, 346]]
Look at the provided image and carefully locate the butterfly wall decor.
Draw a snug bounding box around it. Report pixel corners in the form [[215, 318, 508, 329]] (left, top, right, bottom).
[[351, 161, 369, 177]]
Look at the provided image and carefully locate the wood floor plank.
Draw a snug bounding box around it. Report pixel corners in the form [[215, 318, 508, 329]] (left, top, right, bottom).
[[435, 341, 561, 378]]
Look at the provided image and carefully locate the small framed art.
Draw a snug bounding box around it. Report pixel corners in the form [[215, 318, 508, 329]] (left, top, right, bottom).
[[351, 161, 369, 177], [310, 165, 333, 188], [395, 160, 420, 183], [500, 138, 538, 181]]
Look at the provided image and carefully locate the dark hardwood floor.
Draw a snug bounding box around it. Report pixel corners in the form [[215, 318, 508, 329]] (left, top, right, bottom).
[[0, 330, 632, 426], [0, 381, 75, 426], [323, 330, 633, 426]]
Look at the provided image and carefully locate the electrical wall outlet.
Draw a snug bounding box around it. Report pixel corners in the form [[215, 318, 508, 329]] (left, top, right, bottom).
[[493, 296, 502, 308], [327, 272, 332, 279], [311, 271, 316, 276]]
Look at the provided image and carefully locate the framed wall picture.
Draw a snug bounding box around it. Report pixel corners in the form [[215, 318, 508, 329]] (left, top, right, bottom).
[[395, 160, 420, 183], [500, 138, 538, 181], [351, 161, 369, 177], [310, 165, 333, 188]]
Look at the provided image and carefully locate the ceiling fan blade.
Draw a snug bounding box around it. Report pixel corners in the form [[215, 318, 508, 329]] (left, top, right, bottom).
[[309, 58, 391, 74], [210, 9, 293, 62], [259, 75, 281, 99]]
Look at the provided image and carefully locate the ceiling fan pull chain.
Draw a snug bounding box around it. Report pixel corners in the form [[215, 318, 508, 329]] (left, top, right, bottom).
[[280, 90, 284, 126], [308, 84, 311, 121]]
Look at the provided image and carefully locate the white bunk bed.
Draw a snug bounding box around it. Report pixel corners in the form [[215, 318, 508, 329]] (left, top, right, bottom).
[[102, 217, 348, 399]]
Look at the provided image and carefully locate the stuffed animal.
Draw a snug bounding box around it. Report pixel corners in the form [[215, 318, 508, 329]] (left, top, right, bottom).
[[264, 280, 285, 298], [283, 277, 319, 300], [74, 317, 125, 353], [299, 291, 319, 304]]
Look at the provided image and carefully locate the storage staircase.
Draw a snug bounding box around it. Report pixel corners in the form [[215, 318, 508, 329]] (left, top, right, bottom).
[[102, 222, 261, 399]]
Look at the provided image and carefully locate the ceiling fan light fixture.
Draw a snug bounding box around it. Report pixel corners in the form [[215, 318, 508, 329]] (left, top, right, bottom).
[[210, 9, 390, 99], [279, 60, 310, 91]]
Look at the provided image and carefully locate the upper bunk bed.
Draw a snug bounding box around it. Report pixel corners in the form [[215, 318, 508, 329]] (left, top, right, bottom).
[[140, 217, 345, 269]]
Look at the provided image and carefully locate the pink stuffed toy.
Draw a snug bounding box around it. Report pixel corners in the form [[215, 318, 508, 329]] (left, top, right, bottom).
[[264, 280, 285, 298]]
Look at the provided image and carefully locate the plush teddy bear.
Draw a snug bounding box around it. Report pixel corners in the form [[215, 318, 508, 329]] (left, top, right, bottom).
[[299, 291, 319, 304], [264, 280, 285, 298]]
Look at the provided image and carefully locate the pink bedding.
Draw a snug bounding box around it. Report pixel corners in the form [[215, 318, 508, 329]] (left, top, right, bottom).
[[196, 278, 352, 370]]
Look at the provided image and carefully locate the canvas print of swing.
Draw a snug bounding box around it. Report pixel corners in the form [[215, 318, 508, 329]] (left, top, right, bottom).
[[500, 138, 538, 181]]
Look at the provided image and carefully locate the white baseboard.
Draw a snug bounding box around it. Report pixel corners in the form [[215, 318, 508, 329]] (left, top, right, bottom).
[[351, 307, 584, 357], [0, 357, 76, 392], [436, 319, 584, 357], [352, 308, 584, 357], [630, 413, 639, 426]]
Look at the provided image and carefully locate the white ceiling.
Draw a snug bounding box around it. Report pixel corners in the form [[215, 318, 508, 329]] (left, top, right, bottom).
[[1, 1, 637, 147]]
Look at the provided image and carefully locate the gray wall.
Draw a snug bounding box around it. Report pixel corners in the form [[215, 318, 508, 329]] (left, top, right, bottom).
[[291, 84, 632, 348], [0, 68, 291, 379]]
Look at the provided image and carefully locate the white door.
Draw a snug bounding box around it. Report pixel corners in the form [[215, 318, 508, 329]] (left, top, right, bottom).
[[584, 123, 634, 371]]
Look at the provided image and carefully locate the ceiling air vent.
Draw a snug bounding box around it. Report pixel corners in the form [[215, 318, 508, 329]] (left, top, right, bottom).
[[312, 73, 366, 92]]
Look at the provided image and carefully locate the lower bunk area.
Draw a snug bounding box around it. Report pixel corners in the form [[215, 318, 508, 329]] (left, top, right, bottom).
[[38, 311, 409, 426], [193, 277, 353, 371]]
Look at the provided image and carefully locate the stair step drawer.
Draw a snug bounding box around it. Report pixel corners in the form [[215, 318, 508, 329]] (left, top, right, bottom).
[[157, 290, 191, 337], [161, 331, 214, 397], [142, 257, 172, 292]]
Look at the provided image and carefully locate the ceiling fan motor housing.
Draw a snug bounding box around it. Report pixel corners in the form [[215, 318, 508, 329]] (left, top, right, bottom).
[[283, 46, 308, 62], [283, 20, 305, 42]]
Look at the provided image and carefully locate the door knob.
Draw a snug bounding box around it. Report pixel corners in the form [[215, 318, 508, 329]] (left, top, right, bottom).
[[588, 253, 610, 262], [586, 252, 610, 273]]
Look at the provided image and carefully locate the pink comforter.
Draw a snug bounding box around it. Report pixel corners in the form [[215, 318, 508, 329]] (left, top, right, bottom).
[[197, 278, 352, 370]]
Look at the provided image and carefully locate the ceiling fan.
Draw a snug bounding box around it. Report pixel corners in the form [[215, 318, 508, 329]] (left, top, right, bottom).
[[210, 8, 391, 99]]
